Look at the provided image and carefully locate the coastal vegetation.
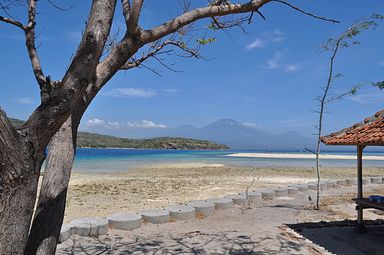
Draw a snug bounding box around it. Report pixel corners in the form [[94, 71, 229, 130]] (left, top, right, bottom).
[[9, 118, 229, 150]]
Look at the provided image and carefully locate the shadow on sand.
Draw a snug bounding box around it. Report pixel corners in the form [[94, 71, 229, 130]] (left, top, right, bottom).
[[287, 219, 384, 255], [57, 230, 306, 255]]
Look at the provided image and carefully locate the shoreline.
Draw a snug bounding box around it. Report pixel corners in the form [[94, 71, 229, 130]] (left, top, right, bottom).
[[64, 164, 384, 222], [226, 152, 384, 160]]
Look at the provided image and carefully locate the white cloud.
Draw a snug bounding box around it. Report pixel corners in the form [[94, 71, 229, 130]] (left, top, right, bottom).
[[285, 64, 302, 73], [264, 29, 285, 42], [246, 29, 285, 51], [246, 38, 264, 50], [87, 118, 167, 130], [87, 118, 122, 129], [348, 93, 384, 104], [265, 51, 282, 69], [15, 97, 33, 104], [104, 88, 157, 98], [242, 122, 261, 129], [127, 120, 167, 129]]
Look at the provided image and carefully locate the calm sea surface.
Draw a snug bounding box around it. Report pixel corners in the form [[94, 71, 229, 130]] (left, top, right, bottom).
[[72, 148, 384, 173]]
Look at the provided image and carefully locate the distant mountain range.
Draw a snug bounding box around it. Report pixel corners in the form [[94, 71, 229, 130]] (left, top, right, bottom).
[[113, 118, 316, 150], [154, 118, 316, 150]]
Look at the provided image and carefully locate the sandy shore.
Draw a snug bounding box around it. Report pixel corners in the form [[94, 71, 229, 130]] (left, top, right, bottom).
[[227, 152, 384, 160], [63, 163, 384, 222]]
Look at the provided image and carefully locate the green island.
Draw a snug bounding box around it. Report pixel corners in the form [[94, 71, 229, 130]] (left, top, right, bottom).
[[9, 118, 229, 150]]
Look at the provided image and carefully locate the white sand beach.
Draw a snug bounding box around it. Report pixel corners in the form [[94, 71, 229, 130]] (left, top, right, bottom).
[[227, 152, 384, 160]]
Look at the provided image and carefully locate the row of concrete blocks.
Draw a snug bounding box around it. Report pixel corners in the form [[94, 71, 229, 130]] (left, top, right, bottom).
[[59, 198, 239, 243], [259, 176, 384, 200], [59, 176, 384, 243]]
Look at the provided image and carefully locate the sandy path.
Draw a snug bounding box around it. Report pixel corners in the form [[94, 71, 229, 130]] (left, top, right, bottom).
[[57, 184, 384, 254]]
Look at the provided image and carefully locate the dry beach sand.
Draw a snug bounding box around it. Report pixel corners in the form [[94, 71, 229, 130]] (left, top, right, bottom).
[[58, 163, 384, 254], [64, 163, 384, 222]]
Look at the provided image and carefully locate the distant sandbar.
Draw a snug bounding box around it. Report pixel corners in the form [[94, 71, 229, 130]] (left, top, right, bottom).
[[226, 153, 384, 160]]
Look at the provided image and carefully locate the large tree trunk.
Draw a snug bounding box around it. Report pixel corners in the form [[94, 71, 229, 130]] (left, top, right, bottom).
[[0, 112, 44, 255], [25, 117, 77, 255]]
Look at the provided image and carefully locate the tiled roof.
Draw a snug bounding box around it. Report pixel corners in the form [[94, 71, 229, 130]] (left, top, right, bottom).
[[321, 110, 384, 146]]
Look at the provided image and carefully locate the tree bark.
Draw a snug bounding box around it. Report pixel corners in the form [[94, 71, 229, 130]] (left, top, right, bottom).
[[25, 117, 77, 255], [0, 111, 44, 255]]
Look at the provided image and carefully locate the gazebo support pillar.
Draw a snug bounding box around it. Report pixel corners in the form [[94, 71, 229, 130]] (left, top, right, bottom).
[[354, 144, 366, 234]]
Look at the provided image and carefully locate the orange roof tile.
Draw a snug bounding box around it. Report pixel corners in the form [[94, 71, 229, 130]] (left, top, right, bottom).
[[321, 110, 384, 146]]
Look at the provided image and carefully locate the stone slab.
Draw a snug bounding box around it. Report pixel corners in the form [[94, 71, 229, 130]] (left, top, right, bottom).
[[261, 190, 275, 200], [108, 213, 142, 230], [287, 187, 299, 195], [336, 179, 348, 186], [206, 197, 233, 209], [296, 184, 308, 191], [307, 183, 318, 190], [70, 217, 109, 237], [164, 204, 196, 221], [58, 224, 72, 244], [371, 177, 383, 184], [239, 191, 260, 202], [187, 200, 215, 217], [362, 178, 371, 185], [140, 209, 170, 224], [275, 188, 288, 197], [225, 194, 247, 206], [346, 178, 357, 185]]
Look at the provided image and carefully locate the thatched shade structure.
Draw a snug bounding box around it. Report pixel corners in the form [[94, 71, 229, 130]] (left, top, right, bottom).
[[321, 110, 384, 233]]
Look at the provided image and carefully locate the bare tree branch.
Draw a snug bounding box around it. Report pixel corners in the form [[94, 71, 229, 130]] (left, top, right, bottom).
[[25, 0, 46, 87], [272, 0, 340, 23], [121, 0, 131, 28], [121, 39, 199, 74], [0, 15, 25, 29], [141, 0, 272, 43], [128, 0, 143, 34]]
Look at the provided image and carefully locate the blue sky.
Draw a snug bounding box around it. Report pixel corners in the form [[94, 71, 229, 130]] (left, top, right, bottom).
[[1, 0, 383, 138]]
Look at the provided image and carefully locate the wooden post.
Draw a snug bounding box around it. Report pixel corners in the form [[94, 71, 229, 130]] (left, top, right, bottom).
[[355, 145, 366, 233]]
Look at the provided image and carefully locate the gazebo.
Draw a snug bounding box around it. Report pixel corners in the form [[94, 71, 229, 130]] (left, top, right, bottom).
[[321, 109, 384, 233]]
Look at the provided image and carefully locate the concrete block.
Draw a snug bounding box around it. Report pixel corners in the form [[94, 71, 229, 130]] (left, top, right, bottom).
[[225, 194, 247, 206], [307, 182, 318, 190], [275, 188, 288, 197], [187, 200, 215, 217], [206, 197, 233, 209], [261, 190, 275, 200], [336, 179, 348, 186], [239, 191, 260, 202], [362, 178, 371, 185], [140, 209, 170, 224], [164, 204, 195, 221], [296, 184, 308, 191], [70, 217, 109, 237], [370, 177, 383, 184], [346, 178, 357, 185], [287, 187, 299, 195], [58, 224, 72, 244], [108, 213, 142, 230]]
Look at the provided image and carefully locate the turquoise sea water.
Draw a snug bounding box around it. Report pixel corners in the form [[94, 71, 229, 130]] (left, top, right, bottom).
[[72, 148, 384, 173]]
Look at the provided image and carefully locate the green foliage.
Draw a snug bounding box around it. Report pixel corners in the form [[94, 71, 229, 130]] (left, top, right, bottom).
[[76, 133, 230, 150], [321, 13, 383, 51], [8, 117, 229, 150], [196, 37, 216, 45], [372, 81, 384, 90]]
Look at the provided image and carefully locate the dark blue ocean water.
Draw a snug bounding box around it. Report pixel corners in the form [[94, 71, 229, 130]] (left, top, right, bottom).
[[72, 148, 384, 173]]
